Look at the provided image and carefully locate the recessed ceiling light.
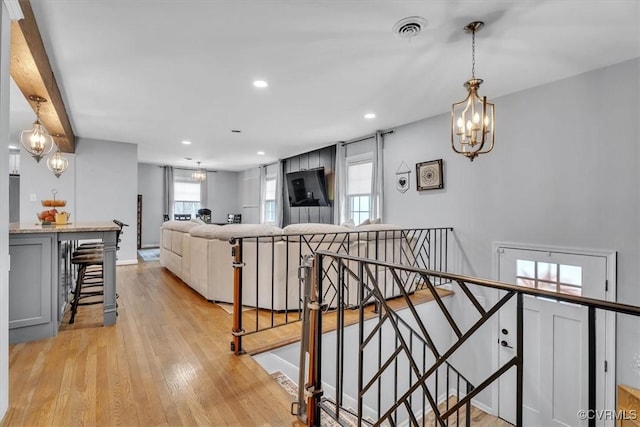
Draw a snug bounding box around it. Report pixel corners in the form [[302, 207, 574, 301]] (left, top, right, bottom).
[[364, 113, 376, 119], [257, 151, 265, 155], [253, 80, 268, 88], [8, 144, 17, 149], [181, 140, 192, 145]]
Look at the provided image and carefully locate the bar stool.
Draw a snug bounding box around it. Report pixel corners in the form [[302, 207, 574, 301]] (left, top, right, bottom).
[[69, 250, 104, 324], [68, 219, 128, 324]]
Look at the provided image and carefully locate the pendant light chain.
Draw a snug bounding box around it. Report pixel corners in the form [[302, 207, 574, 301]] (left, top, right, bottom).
[[471, 27, 476, 79]]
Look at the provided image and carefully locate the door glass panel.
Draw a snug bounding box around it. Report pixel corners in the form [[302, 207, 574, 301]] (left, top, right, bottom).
[[514, 258, 583, 297], [538, 262, 557, 282], [560, 264, 582, 286], [538, 281, 557, 292], [517, 259, 535, 278]]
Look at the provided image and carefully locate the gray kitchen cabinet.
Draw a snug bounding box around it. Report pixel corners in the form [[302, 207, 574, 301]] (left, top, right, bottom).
[[9, 233, 56, 343]]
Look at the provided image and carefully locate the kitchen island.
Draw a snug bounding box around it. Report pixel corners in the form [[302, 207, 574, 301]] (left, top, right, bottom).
[[8, 222, 120, 343]]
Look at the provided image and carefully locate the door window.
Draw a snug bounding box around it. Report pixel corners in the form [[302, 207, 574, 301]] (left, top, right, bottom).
[[516, 259, 583, 296]]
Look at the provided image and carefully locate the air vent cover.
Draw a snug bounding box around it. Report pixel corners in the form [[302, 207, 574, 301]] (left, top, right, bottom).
[[393, 16, 427, 38]]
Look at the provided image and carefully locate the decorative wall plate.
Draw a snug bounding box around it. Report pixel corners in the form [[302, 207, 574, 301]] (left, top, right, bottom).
[[416, 159, 443, 191]]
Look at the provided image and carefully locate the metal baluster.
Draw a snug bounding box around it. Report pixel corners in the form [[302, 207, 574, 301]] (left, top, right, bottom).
[[588, 307, 596, 427], [516, 292, 524, 426]]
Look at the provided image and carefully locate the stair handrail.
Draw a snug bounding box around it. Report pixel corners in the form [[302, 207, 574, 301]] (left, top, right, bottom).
[[303, 250, 640, 427]]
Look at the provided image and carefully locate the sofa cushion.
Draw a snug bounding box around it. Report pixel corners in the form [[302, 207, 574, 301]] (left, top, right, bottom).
[[340, 219, 356, 228], [171, 230, 185, 255], [189, 224, 224, 238], [210, 224, 283, 241], [283, 223, 353, 242], [162, 220, 200, 232], [161, 228, 172, 250], [353, 223, 403, 240]]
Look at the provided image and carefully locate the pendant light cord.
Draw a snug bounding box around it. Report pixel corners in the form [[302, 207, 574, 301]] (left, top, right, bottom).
[[471, 28, 476, 79]]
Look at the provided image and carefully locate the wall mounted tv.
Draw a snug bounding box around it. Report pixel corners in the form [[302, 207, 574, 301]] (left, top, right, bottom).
[[286, 167, 330, 207]]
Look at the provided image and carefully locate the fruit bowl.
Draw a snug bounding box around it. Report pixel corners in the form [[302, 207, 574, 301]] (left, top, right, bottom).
[[37, 209, 58, 225]]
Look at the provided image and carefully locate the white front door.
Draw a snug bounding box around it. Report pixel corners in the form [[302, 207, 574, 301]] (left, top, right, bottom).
[[496, 246, 612, 426]]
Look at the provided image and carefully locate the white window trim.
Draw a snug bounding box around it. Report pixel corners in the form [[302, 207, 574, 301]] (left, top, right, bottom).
[[346, 153, 374, 223], [263, 174, 277, 224]]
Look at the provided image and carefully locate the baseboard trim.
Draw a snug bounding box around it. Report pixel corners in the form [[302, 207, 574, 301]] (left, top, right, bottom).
[[117, 259, 138, 266]]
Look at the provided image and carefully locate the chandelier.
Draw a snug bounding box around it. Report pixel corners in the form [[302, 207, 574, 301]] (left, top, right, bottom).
[[21, 95, 54, 163], [451, 21, 495, 161], [47, 144, 69, 178], [192, 161, 206, 181]]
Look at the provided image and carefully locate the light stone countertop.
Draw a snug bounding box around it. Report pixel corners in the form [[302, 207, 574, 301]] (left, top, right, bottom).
[[9, 222, 120, 234]]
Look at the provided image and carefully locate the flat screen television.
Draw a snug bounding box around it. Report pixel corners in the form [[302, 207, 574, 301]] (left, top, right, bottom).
[[286, 167, 330, 207]]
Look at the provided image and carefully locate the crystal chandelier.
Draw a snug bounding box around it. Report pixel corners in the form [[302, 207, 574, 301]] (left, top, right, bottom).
[[451, 21, 495, 161], [21, 95, 54, 162], [192, 161, 206, 181]]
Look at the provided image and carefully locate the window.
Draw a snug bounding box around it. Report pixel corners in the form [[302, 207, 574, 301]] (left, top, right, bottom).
[[174, 180, 201, 219], [264, 177, 276, 223], [516, 259, 583, 296], [347, 158, 373, 225]]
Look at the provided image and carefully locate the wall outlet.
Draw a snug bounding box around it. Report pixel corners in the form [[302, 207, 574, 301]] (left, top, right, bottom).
[[29, 193, 37, 202]]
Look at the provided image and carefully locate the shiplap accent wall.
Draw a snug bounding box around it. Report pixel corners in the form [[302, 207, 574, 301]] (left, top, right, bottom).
[[283, 145, 335, 226]]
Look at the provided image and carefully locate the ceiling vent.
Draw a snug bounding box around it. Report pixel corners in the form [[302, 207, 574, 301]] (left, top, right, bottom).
[[392, 16, 427, 38]]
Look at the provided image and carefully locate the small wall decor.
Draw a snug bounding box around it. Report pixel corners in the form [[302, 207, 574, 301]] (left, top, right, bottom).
[[395, 161, 411, 193], [416, 159, 444, 191]]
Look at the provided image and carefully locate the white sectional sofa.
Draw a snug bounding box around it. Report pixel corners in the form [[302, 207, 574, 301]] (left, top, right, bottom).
[[160, 221, 429, 311], [189, 223, 284, 306], [159, 220, 200, 285]]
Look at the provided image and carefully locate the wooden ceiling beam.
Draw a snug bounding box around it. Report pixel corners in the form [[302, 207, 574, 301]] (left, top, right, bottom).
[[10, 0, 75, 153]]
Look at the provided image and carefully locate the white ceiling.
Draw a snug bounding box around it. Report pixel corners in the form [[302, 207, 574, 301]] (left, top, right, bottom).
[[9, 0, 640, 171]]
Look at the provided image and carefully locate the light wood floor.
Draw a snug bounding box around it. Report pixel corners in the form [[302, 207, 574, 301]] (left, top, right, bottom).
[[2, 259, 510, 426], [3, 260, 302, 427]]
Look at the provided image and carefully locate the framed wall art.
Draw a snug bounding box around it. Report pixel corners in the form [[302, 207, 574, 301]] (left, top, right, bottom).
[[416, 159, 443, 191]]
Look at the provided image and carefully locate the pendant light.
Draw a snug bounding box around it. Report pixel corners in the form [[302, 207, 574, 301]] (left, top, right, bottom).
[[451, 21, 495, 161], [21, 95, 54, 163], [192, 161, 206, 181], [47, 142, 69, 178]]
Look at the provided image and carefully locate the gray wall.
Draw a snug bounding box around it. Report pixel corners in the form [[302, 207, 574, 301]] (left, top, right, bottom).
[[383, 59, 640, 405], [18, 138, 138, 264], [283, 145, 335, 225], [137, 164, 241, 244], [0, 2, 10, 418], [137, 163, 163, 247], [75, 138, 138, 263], [207, 170, 241, 224], [19, 153, 77, 224]]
